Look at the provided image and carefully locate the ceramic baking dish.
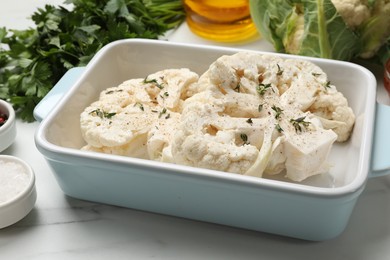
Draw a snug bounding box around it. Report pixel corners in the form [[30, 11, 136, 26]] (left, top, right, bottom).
[[34, 39, 390, 241]]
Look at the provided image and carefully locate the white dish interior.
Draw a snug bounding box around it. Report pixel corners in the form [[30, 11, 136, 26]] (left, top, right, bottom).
[[40, 40, 377, 192]]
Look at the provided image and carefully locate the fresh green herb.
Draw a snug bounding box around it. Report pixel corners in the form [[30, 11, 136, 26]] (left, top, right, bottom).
[[256, 83, 272, 96], [312, 72, 322, 77], [234, 83, 241, 92], [324, 81, 331, 89], [271, 105, 283, 119], [0, 0, 185, 121], [159, 91, 169, 99], [158, 107, 167, 118], [246, 118, 253, 125], [240, 133, 250, 145], [143, 77, 164, 89], [276, 64, 283, 75], [134, 102, 144, 111], [143, 78, 158, 84], [105, 89, 123, 95], [290, 116, 311, 132], [165, 113, 170, 119], [258, 104, 264, 112], [89, 108, 116, 119], [275, 124, 283, 133]]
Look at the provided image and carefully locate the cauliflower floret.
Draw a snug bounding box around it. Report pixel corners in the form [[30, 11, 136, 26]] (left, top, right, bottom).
[[81, 133, 149, 159], [279, 116, 337, 181], [331, 0, 390, 28], [284, 4, 305, 55], [273, 59, 355, 142], [308, 88, 355, 142], [263, 112, 337, 182], [331, 0, 390, 58], [147, 111, 181, 161], [80, 68, 199, 158], [331, 0, 371, 28]]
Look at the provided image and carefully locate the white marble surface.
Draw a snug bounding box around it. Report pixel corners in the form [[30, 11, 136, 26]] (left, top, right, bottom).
[[1, 1, 390, 259]]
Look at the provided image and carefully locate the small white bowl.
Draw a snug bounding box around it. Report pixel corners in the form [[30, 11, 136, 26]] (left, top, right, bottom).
[[0, 99, 17, 153], [0, 155, 36, 229]]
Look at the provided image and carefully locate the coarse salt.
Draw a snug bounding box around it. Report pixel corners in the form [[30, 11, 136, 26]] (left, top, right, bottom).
[[0, 160, 30, 204]]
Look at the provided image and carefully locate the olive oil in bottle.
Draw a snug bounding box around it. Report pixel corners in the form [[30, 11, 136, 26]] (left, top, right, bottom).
[[183, 0, 259, 43]]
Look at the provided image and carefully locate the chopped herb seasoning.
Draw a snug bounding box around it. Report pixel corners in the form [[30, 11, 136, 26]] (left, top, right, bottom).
[[159, 91, 169, 100], [290, 116, 311, 132], [143, 77, 157, 84], [234, 83, 241, 92], [324, 81, 331, 89], [143, 77, 164, 89], [159, 107, 167, 118], [134, 102, 144, 111], [165, 113, 171, 119], [275, 124, 283, 133], [312, 72, 322, 77], [256, 83, 272, 96], [258, 104, 264, 112], [271, 105, 283, 119], [89, 108, 116, 119], [246, 118, 253, 125], [276, 64, 283, 76], [240, 133, 250, 145], [105, 89, 123, 95]]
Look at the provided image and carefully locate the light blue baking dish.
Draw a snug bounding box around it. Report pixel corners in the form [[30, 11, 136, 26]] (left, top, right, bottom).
[[34, 39, 390, 241]]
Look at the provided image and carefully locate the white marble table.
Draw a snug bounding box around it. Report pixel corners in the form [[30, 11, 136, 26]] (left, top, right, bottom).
[[2, 1, 390, 259]]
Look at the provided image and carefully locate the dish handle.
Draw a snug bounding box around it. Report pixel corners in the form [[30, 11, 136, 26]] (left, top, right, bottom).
[[33, 67, 86, 122], [369, 102, 390, 178]]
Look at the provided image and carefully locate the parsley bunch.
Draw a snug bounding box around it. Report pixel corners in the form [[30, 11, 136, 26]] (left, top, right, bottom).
[[0, 0, 185, 121]]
